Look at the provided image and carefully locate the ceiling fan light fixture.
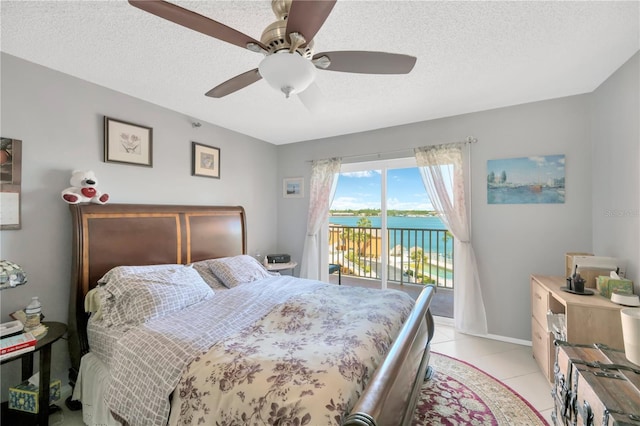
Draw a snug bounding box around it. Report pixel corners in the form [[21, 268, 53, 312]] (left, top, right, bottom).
[[258, 52, 316, 98]]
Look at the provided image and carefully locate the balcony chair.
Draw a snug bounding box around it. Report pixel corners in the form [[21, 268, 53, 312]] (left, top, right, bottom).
[[329, 263, 342, 285]]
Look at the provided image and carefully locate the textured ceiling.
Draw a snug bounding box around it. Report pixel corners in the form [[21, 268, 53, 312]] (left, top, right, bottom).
[[2, 1, 639, 145]]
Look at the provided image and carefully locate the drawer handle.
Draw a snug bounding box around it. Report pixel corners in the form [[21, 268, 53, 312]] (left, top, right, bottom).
[[535, 293, 542, 300]]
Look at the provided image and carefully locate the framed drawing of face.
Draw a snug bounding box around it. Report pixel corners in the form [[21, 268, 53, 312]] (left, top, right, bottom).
[[192, 142, 220, 179]]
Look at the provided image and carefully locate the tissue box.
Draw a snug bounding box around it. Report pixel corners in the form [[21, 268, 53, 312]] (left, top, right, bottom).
[[596, 276, 634, 299], [8, 379, 61, 413]]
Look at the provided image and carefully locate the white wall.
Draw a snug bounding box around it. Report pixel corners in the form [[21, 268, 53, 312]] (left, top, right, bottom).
[[1, 49, 637, 401], [275, 53, 640, 342], [276, 95, 597, 341], [591, 53, 640, 289], [0, 53, 279, 399]]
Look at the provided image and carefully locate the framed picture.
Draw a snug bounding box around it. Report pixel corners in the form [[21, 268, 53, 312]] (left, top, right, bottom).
[[192, 142, 220, 179], [283, 177, 304, 198], [104, 116, 153, 167], [0, 138, 22, 230], [487, 154, 565, 204]]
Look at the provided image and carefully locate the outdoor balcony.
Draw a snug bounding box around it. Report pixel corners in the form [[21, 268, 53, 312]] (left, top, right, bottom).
[[328, 224, 454, 318], [327, 273, 453, 318]]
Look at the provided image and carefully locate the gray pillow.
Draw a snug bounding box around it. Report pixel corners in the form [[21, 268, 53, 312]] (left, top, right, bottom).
[[189, 259, 227, 290], [208, 255, 274, 288], [97, 264, 214, 327]]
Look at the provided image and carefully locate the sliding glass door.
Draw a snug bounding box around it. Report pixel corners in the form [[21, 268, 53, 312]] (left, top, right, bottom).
[[327, 157, 452, 292]]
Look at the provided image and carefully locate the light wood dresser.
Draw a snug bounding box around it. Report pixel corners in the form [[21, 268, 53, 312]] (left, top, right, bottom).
[[530, 274, 625, 382]]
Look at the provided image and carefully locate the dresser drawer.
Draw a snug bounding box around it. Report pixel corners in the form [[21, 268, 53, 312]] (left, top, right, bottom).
[[531, 278, 549, 326], [532, 316, 554, 382]]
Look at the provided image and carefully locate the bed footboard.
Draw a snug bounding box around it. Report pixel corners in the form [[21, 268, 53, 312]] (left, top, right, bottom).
[[343, 284, 436, 426]]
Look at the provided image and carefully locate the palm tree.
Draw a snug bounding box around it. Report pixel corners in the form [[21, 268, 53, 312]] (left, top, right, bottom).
[[438, 230, 454, 268], [356, 217, 372, 228], [409, 247, 430, 281], [341, 217, 372, 256], [410, 247, 424, 267], [441, 230, 453, 249]]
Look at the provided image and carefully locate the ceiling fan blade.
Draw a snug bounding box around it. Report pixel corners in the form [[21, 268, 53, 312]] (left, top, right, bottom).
[[286, 0, 337, 45], [313, 51, 417, 74], [129, 0, 267, 51], [205, 69, 262, 98], [298, 83, 325, 113]]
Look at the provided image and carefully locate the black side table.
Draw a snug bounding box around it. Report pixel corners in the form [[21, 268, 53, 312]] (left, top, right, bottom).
[[1, 321, 67, 425]]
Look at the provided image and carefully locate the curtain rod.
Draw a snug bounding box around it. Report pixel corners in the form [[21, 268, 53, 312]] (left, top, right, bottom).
[[306, 136, 477, 163]]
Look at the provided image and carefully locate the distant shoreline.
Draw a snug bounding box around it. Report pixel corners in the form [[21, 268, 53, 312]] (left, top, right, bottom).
[[328, 215, 447, 230], [330, 210, 438, 217]]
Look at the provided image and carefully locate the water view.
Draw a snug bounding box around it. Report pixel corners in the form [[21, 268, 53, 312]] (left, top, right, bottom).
[[328, 213, 453, 287], [330, 167, 453, 287], [329, 215, 451, 255]]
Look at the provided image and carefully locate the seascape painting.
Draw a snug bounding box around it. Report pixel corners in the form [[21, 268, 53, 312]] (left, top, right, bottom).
[[487, 155, 565, 204]]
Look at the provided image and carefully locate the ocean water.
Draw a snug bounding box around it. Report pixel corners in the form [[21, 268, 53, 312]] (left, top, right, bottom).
[[329, 215, 452, 257], [329, 215, 447, 230], [488, 186, 565, 204]]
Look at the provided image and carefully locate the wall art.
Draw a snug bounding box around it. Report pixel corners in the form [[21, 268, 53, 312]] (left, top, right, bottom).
[[104, 116, 153, 167], [283, 177, 304, 198], [192, 142, 220, 179], [487, 154, 565, 204], [0, 138, 22, 229]]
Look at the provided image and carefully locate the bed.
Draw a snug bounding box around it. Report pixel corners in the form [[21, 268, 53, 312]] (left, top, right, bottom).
[[66, 203, 435, 426]]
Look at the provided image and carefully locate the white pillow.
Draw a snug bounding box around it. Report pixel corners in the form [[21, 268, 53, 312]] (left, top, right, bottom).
[[97, 264, 214, 327], [208, 255, 273, 288]]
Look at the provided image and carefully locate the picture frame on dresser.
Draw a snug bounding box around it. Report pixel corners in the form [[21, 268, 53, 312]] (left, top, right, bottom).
[[191, 142, 220, 179], [104, 116, 153, 167], [0, 138, 22, 230]]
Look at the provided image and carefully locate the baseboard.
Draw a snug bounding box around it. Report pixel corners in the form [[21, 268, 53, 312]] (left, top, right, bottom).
[[433, 315, 454, 326], [485, 333, 532, 347], [461, 329, 532, 346], [433, 316, 532, 347]]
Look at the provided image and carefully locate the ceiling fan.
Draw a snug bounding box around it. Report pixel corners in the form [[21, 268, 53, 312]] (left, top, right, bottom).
[[128, 0, 417, 105]]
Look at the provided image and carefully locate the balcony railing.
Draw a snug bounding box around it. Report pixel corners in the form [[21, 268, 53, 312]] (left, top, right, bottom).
[[329, 225, 453, 289]]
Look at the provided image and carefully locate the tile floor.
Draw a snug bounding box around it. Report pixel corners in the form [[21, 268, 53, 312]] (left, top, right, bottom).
[[52, 318, 554, 425]]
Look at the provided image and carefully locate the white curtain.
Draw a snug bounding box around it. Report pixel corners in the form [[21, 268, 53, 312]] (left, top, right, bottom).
[[300, 158, 342, 280], [415, 144, 487, 335]]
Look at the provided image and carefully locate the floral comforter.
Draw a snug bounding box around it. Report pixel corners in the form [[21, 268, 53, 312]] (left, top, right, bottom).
[[167, 283, 414, 426]]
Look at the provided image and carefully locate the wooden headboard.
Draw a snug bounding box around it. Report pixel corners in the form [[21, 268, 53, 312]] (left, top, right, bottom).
[[67, 203, 246, 384]]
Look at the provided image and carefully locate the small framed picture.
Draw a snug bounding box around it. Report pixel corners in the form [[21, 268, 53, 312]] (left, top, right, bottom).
[[283, 177, 304, 198], [192, 142, 220, 179], [104, 116, 153, 167], [1, 138, 22, 230], [0, 138, 21, 186]]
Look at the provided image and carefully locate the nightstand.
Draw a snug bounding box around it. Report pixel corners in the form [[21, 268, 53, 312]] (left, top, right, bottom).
[[265, 261, 298, 276], [1, 321, 67, 425]]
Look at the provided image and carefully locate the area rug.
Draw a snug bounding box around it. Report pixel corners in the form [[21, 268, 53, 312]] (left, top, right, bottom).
[[413, 352, 548, 425]]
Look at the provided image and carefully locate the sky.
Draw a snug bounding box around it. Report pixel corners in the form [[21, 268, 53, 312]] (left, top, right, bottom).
[[487, 155, 565, 185], [331, 167, 435, 211]]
